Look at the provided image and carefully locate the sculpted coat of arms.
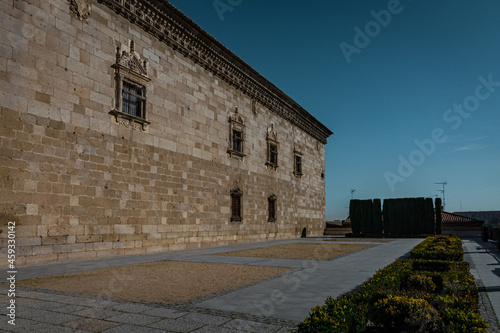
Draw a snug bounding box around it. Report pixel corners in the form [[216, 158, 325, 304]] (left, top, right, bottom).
[[69, 0, 92, 21]]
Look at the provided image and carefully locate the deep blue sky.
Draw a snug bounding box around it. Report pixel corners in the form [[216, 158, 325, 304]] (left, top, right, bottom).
[[168, 0, 500, 220]]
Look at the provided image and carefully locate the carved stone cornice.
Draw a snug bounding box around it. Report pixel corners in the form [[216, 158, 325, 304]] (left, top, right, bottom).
[[96, 0, 333, 143]]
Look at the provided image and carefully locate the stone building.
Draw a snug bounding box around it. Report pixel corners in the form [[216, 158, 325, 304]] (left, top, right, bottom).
[[0, 0, 333, 265]]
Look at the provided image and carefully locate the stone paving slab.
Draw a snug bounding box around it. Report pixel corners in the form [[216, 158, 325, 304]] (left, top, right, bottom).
[[106, 312, 163, 325], [63, 317, 121, 332], [72, 307, 124, 320], [102, 324, 167, 333], [190, 325, 236, 333], [222, 318, 284, 332], [52, 304, 91, 314], [108, 303, 157, 314], [147, 316, 208, 332], [141, 307, 189, 319]]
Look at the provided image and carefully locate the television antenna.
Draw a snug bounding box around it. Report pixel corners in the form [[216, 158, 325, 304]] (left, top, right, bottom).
[[435, 181, 447, 210]]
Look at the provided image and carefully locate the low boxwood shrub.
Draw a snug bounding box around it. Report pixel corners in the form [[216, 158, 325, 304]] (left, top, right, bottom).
[[369, 295, 439, 332], [412, 259, 451, 272], [298, 236, 487, 332], [411, 235, 463, 261], [298, 294, 367, 333], [405, 274, 437, 294], [434, 296, 488, 332]]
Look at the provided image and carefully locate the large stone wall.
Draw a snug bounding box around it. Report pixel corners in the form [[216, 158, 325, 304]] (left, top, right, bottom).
[[0, 0, 331, 265]]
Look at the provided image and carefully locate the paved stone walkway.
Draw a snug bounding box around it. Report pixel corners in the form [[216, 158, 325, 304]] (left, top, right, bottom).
[[463, 237, 500, 333], [0, 237, 498, 332]]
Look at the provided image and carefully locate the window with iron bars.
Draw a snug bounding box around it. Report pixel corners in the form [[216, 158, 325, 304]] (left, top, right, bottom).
[[231, 189, 242, 222], [122, 80, 146, 118]]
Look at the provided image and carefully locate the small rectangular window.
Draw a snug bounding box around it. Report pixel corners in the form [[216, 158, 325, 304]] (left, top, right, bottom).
[[232, 196, 241, 220], [295, 155, 302, 175], [269, 143, 278, 165], [227, 113, 246, 159], [268, 195, 277, 222], [232, 129, 243, 153]]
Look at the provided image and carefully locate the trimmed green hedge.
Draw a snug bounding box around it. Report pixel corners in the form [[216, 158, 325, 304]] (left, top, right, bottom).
[[411, 235, 464, 261], [298, 236, 487, 332]]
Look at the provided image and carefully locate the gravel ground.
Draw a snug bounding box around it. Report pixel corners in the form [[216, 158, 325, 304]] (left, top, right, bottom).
[[216, 242, 373, 260], [18, 261, 291, 304]]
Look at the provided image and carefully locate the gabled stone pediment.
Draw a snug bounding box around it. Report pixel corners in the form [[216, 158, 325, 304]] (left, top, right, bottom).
[[228, 113, 244, 126], [267, 124, 278, 142], [113, 40, 150, 82], [120, 53, 148, 77]]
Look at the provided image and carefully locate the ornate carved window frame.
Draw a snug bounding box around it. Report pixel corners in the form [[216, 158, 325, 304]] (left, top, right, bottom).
[[227, 110, 246, 159], [230, 188, 243, 222], [268, 194, 277, 223], [110, 40, 151, 132], [265, 124, 279, 170]]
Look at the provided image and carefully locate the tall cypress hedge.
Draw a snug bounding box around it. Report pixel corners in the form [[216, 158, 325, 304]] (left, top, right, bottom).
[[383, 199, 396, 237], [350, 199, 374, 236], [424, 198, 434, 234], [395, 198, 405, 236], [383, 198, 435, 237], [373, 198, 382, 235], [349, 199, 360, 235], [361, 200, 373, 235], [416, 197, 426, 235], [435, 197, 443, 235], [353, 197, 437, 237]]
